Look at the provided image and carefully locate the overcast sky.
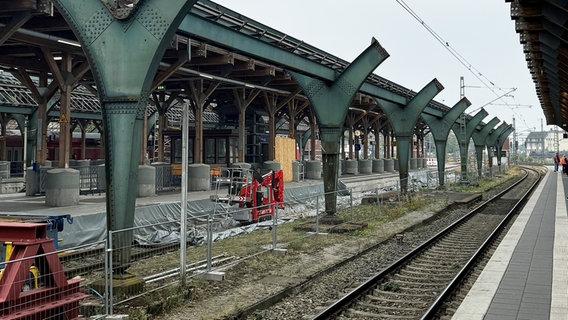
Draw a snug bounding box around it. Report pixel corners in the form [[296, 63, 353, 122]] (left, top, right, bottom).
[[213, 0, 550, 138]]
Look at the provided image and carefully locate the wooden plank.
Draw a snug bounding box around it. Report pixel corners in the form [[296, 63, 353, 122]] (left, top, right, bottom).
[[274, 137, 296, 182]]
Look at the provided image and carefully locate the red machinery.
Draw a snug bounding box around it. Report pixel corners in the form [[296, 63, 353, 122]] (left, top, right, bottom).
[[212, 168, 285, 223], [0, 220, 88, 319]]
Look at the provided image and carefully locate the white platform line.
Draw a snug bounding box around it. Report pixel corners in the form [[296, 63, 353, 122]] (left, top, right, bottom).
[[551, 172, 568, 320], [451, 170, 551, 319]]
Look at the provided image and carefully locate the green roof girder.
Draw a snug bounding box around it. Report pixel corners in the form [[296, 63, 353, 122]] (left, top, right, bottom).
[[53, 0, 198, 271], [451, 109, 488, 144], [289, 38, 388, 214], [57, 0, 198, 101], [180, 14, 336, 81], [179, 13, 448, 115], [496, 126, 514, 149], [376, 78, 444, 193], [493, 125, 513, 170], [0, 105, 33, 115], [46, 110, 102, 121], [451, 109, 488, 178], [422, 97, 471, 141], [472, 117, 500, 146], [486, 122, 509, 147], [377, 79, 444, 137], [290, 38, 389, 134], [471, 117, 500, 177]]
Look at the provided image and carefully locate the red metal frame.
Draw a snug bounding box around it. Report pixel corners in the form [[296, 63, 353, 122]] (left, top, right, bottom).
[[237, 169, 285, 222], [0, 222, 89, 319]]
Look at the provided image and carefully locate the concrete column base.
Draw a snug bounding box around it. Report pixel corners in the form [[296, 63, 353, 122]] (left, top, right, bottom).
[[410, 158, 417, 170], [138, 165, 156, 197], [188, 164, 210, 191], [45, 168, 80, 207], [25, 167, 38, 196], [319, 214, 345, 225], [358, 159, 372, 174], [384, 158, 395, 172], [305, 160, 322, 180], [372, 159, 384, 173], [344, 159, 358, 174]]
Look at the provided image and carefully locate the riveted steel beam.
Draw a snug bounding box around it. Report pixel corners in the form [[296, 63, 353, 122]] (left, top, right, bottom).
[[472, 117, 500, 177], [451, 109, 488, 181], [289, 38, 389, 214], [421, 97, 470, 186], [494, 125, 514, 172], [178, 14, 453, 117], [377, 79, 444, 194], [52, 0, 198, 271], [485, 122, 509, 175]]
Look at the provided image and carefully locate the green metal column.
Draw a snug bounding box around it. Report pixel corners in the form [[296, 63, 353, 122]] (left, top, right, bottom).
[[472, 117, 499, 177], [451, 109, 488, 182], [289, 38, 389, 214], [376, 79, 444, 194], [494, 126, 514, 173], [485, 122, 509, 175], [53, 0, 198, 271], [421, 97, 470, 186]]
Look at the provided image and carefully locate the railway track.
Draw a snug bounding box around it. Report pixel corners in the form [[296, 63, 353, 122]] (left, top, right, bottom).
[[311, 166, 541, 320]]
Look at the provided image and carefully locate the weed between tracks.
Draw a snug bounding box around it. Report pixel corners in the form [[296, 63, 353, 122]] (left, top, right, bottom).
[[447, 167, 521, 194]]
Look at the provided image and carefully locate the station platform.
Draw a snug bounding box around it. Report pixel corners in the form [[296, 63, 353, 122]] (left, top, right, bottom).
[[453, 168, 568, 320]]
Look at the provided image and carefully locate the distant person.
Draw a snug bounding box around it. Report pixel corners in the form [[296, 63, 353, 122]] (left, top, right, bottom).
[[72, 152, 77, 160], [561, 155, 567, 174], [554, 152, 560, 172]]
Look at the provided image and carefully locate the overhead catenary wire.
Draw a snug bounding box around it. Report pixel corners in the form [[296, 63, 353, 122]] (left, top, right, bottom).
[[394, 0, 517, 110]]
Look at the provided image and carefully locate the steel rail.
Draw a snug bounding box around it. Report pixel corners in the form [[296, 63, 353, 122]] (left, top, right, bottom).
[[312, 167, 539, 320], [420, 166, 542, 319]]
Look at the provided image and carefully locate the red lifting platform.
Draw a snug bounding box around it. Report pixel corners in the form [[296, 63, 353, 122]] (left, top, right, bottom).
[[0, 221, 88, 319]]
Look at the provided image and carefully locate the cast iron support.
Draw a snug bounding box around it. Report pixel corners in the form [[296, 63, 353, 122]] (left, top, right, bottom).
[[421, 97, 470, 186], [53, 0, 198, 271], [451, 109, 488, 182], [289, 38, 389, 214], [472, 117, 499, 177], [485, 122, 509, 175], [494, 126, 514, 173], [376, 79, 444, 194]]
